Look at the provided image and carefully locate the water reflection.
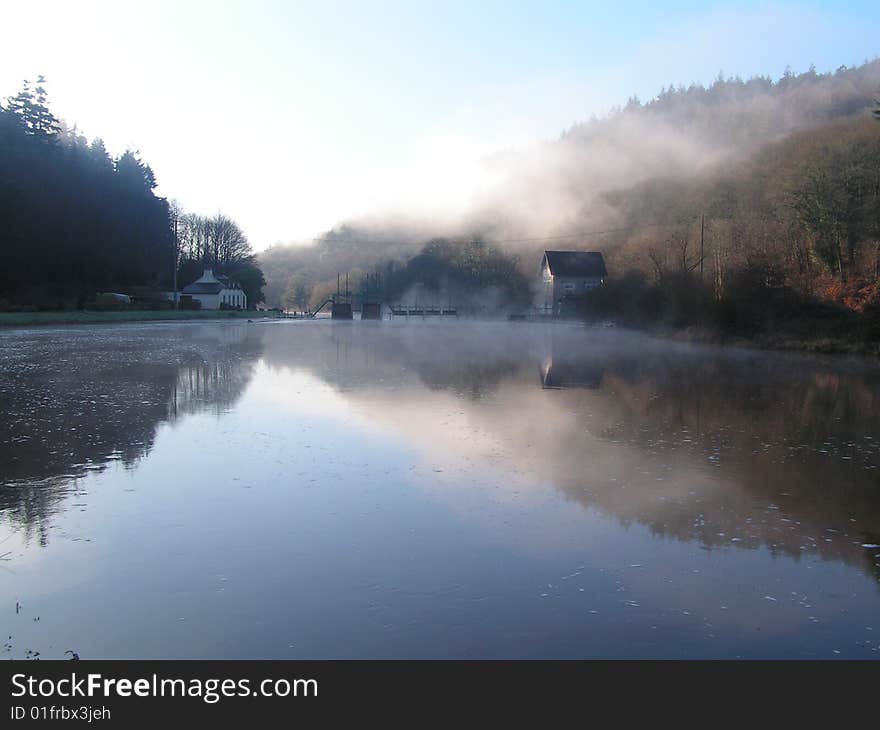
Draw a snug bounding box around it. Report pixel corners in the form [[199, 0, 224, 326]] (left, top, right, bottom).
[[540, 353, 604, 389], [2, 320, 879, 658], [262, 323, 880, 583], [0, 323, 263, 541]]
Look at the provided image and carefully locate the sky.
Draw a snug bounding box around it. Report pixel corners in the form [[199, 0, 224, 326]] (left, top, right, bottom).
[[1, 0, 878, 249]]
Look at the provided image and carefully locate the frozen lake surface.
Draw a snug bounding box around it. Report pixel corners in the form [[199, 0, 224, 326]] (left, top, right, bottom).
[[1, 319, 879, 658]]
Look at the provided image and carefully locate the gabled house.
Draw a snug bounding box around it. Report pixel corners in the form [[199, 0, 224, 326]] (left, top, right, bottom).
[[180, 268, 247, 310], [539, 250, 607, 315]]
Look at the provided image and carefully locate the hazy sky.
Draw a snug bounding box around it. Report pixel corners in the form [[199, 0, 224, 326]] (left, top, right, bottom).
[[1, 1, 878, 249]]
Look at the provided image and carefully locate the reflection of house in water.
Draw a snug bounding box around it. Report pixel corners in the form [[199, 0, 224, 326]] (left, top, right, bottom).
[[261, 325, 880, 585], [540, 355, 604, 389], [186, 322, 880, 584], [534, 353, 880, 584]]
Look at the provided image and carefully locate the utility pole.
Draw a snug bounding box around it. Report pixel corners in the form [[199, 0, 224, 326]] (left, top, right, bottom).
[[172, 213, 179, 309], [699, 213, 705, 281]]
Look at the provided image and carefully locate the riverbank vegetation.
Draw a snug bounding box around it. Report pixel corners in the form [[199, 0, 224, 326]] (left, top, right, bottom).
[[0, 78, 265, 310], [581, 111, 880, 352]]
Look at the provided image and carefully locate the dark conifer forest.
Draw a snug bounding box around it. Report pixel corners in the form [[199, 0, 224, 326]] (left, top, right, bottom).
[[0, 78, 264, 310]]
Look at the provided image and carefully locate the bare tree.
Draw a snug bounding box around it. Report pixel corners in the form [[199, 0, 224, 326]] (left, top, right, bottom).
[[208, 214, 250, 271]]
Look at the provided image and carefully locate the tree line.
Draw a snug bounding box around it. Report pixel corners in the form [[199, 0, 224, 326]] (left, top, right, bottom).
[[280, 236, 530, 314], [0, 77, 264, 310], [570, 107, 879, 350]]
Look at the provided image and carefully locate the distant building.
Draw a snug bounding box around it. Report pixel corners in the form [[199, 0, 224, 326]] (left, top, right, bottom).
[[180, 268, 247, 310], [539, 250, 607, 315]]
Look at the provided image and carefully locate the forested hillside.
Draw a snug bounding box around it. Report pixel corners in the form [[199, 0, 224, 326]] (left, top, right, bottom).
[[260, 60, 880, 344]]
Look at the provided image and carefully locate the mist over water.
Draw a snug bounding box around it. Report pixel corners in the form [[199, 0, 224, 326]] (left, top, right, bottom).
[[1, 320, 879, 658]]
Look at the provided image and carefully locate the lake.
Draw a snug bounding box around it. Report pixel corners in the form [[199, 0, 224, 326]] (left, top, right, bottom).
[[1, 319, 879, 658]]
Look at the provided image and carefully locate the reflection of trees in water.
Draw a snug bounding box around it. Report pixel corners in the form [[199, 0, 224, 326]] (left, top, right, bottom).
[[266, 324, 880, 581], [0, 477, 66, 547], [523, 349, 880, 584], [168, 355, 257, 420], [0, 325, 263, 539], [235, 322, 880, 581], [262, 323, 535, 398]]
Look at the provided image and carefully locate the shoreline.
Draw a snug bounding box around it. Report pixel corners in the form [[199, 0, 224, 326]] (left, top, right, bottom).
[[0, 309, 283, 327], [3, 310, 878, 356], [648, 324, 880, 357]]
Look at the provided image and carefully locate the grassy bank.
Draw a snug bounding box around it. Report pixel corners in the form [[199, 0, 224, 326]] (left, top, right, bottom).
[[621, 314, 880, 356], [0, 309, 282, 327], [582, 271, 880, 356]]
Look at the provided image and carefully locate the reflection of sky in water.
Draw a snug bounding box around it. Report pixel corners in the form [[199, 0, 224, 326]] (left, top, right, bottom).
[[1, 321, 879, 658]]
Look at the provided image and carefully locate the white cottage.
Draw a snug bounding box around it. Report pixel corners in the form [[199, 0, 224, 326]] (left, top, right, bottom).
[[181, 268, 247, 310]]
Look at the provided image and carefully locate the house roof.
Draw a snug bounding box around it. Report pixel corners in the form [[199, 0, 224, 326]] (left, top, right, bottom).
[[215, 274, 242, 289], [543, 251, 607, 278], [182, 281, 224, 295], [181, 267, 244, 295]]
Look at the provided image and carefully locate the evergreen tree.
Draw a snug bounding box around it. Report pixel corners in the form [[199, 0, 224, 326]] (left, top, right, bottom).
[[115, 149, 157, 191], [5, 76, 59, 140], [31, 76, 60, 139], [5, 79, 34, 129], [88, 138, 113, 170]]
